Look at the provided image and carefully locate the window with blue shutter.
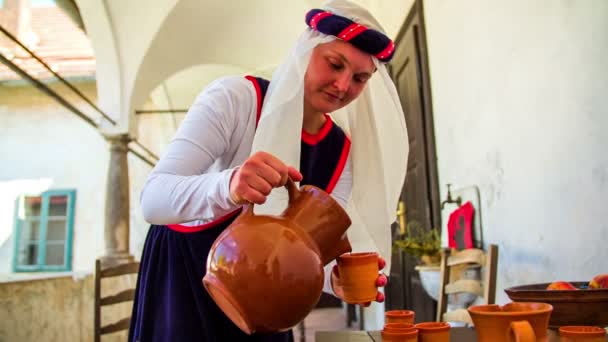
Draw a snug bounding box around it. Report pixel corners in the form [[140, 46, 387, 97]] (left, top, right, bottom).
[[13, 189, 76, 272]]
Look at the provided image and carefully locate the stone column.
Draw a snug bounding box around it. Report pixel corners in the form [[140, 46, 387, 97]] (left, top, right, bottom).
[[101, 133, 134, 265]]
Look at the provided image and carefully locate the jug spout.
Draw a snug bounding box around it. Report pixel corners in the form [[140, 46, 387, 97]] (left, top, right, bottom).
[[283, 185, 352, 265]]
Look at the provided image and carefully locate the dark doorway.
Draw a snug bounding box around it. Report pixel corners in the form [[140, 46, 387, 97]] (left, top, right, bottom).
[[385, 0, 441, 322]]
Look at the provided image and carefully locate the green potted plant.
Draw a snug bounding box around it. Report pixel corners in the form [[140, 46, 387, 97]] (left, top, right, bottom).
[[393, 220, 441, 266], [393, 220, 442, 301]]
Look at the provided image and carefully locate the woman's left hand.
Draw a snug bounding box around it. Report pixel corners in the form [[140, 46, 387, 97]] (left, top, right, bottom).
[[331, 256, 387, 307]]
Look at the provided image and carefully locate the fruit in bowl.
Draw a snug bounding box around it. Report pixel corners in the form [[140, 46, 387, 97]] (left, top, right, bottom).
[[589, 274, 608, 289], [546, 281, 578, 291], [505, 280, 608, 327]]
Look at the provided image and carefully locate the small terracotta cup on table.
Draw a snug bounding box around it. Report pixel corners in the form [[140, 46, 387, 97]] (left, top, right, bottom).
[[382, 323, 417, 342], [559, 326, 607, 342], [381, 326, 418, 342], [383, 322, 415, 332], [414, 322, 451, 342], [385, 309, 415, 324], [336, 252, 379, 304]]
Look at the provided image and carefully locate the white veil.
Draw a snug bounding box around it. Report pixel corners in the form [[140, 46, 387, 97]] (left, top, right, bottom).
[[250, 0, 409, 272]]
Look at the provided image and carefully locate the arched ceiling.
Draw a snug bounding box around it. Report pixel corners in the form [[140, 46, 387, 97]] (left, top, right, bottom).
[[147, 64, 249, 111], [76, 0, 412, 134], [129, 0, 326, 120]]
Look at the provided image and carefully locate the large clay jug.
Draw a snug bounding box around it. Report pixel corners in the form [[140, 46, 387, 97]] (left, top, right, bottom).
[[203, 179, 352, 334], [468, 302, 553, 342]]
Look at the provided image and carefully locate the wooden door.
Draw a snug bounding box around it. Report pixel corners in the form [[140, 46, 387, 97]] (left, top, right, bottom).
[[385, 0, 441, 322]]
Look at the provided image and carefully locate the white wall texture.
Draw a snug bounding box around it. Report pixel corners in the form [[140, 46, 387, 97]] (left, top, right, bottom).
[[0, 81, 153, 278], [423, 0, 608, 303], [0, 82, 107, 275]]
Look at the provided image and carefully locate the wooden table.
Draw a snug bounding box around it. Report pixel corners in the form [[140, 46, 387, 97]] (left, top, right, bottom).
[[316, 328, 476, 342], [316, 327, 608, 341]]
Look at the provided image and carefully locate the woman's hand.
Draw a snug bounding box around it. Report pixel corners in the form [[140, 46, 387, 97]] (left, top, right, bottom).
[[229, 151, 303, 204], [331, 256, 388, 306]]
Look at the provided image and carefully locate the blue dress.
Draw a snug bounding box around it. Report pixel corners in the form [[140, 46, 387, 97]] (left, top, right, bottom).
[[128, 76, 350, 342]]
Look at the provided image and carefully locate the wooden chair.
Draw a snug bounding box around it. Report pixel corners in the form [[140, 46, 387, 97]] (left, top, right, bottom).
[[436, 244, 498, 323], [94, 259, 140, 342]]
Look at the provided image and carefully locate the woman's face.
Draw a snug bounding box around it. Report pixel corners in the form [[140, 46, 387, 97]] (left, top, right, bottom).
[[304, 39, 376, 116]]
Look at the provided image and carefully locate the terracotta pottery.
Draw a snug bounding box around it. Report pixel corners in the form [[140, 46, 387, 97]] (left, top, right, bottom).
[[468, 302, 553, 342], [414, 322, 451, 342], [336, 252, 379, 303], [203, 179, 352, 334], [381, 327, 418, 342], [385, 309, 415, 324], [505, 282, 608, 327], [559, 326, 607, 342], [383, 322, 415, 332]]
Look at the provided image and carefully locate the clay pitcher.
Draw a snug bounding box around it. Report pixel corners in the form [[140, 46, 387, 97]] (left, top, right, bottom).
[[203, 179, 352, 334], [468, 302, 553, 342]]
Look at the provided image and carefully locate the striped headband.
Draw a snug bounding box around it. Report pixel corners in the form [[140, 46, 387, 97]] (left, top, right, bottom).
[[305, 9, 395, 62]]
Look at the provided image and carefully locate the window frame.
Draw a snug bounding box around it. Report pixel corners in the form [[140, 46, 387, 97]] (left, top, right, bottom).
[[12, 189, 76, 272]]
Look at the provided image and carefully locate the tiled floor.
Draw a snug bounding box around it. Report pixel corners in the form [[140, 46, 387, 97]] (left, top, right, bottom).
[[292, 307, 358, 342]]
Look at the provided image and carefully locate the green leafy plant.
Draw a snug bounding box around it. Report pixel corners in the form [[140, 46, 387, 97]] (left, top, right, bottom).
[[393, 220, 441, 265]]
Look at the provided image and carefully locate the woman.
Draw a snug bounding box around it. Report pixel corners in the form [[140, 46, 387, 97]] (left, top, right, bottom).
[[129, 1, 408, 341]]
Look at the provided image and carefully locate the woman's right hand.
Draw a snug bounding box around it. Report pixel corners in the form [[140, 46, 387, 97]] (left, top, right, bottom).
[[229, 151, 303, 205]]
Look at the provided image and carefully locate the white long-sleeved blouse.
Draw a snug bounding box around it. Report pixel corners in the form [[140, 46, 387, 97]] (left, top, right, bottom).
[[139, 76, 353, 295]]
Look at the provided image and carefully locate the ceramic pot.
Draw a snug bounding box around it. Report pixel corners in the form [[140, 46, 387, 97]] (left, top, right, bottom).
[[385, 310, 415, 324], [559, 326, 607, 342], [203, 179, 352, 334], [336, 252, 379, 303], [381, 327, 418, 342], [468, 302, 553, 342], [415, 322, 451, 342], [383, 323, 415, 332]]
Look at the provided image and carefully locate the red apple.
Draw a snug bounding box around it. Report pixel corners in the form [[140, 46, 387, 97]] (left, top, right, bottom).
[[546, 281, 578, 290], [589, 274, 608, 289]]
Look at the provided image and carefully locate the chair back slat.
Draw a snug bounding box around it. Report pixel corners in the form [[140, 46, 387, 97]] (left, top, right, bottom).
[[100, 289, 137, 306], [99, 317, 131, 335], [100, 262, 139, 278], [436, 245, 499, 323], [94, 258, 140, 341], [445, 279, 483, 296]]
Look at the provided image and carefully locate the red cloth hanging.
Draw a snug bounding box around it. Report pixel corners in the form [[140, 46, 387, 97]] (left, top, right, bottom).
[[447, 201, 475, 249]]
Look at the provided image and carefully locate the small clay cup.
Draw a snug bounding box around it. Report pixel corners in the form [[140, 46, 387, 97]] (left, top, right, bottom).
[[381, 327, 418, 342], [336, 252, 379, 304], [559, 326, 607, 342], [385, 309, 415, 324], [383, 322, 415, 332], [415, 322, 451, 342]]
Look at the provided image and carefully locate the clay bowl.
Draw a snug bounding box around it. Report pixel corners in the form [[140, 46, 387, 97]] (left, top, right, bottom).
[[414, 322, 451, 342], [383, 322, 414, 332], [505, 282, 608, 327], [385, 309, 415, 324], [381, 327, 418, 342], [468, 302, 552, 342], [559, 326, 607, 342]]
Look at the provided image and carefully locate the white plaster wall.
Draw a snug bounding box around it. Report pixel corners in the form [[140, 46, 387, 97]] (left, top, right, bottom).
[[423, 0, 608, 303], [0, 82, 108, 275], [369, 0, 414, 39]]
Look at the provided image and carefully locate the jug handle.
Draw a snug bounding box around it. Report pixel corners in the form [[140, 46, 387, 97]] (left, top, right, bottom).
[[242, 178, 300, 216], [508, 320, 536, 342]]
